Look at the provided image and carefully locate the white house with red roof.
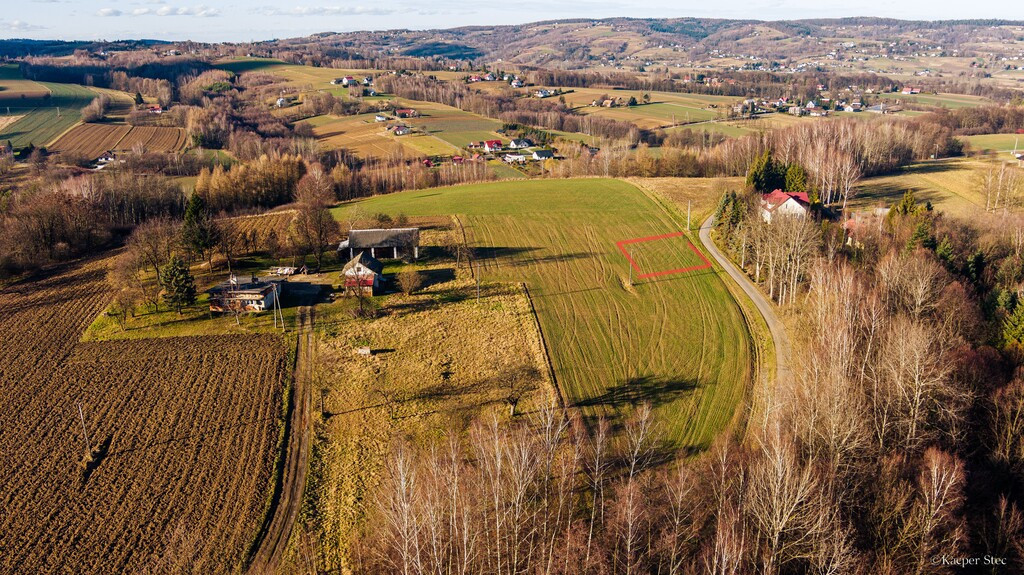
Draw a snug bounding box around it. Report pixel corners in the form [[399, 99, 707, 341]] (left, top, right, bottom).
[[760, 190, 811, 222], [483, 139, 503, 152]]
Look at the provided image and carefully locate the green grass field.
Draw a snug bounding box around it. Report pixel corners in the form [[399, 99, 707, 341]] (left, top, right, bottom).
[[964, 133, 1024, 160], [0, 81, 97, 148], [337, 178, 753, 448]]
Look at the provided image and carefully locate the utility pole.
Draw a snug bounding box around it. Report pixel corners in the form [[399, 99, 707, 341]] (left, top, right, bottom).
[[77, 402, 91, 450]]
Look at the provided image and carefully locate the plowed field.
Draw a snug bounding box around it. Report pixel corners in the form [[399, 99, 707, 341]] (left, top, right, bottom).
[[51, 124, 187, 159], [0, 258, 289, 574]]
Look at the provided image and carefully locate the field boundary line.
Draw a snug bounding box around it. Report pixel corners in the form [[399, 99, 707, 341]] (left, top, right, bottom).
[[519, 282, 563, 411]]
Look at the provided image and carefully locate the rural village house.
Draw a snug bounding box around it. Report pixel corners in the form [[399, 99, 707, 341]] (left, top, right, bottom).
[[760, 190, 810, 222], [532, 149, 554, 161], [484, 139, 503, 152], [340, 228, 421, 260], [508, 139, 533, 149], [342, 252, 384, 296], [207, 276, 283, 313]]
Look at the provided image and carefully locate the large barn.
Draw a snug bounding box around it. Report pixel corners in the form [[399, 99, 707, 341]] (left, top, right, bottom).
[[339, 228, 420, 260]]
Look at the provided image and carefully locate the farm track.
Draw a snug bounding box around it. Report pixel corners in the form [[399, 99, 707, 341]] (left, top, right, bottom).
[[698, 215, 791, 386], [247, 306, 314, 574]]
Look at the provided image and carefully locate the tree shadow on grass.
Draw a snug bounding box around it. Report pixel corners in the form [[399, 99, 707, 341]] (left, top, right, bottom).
[[575, 374, 698, 411]]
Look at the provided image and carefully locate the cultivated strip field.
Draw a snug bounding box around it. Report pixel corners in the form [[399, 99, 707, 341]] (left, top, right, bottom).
[[0, 259, 289, 574], [342, 179, 753, 447], [0, 82, 97, 148], [51, 124, 187, 158]]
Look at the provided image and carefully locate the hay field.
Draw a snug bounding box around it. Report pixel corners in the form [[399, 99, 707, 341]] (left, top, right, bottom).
[[853, 157, 994, 217], [304, 113, 422, 159], [338, 178, 753, 448], [0, 258, 288, 574]]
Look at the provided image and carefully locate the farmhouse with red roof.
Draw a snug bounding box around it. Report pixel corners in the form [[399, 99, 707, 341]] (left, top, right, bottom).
[[760, 190, 810, 222]]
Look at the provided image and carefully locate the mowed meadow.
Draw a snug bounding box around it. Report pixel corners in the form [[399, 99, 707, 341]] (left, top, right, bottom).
[[340, 178, 753, 448]]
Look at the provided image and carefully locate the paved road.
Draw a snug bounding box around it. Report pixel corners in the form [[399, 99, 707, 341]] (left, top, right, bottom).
[[699, 215, 791, 386], [247, 306, 314, 574]]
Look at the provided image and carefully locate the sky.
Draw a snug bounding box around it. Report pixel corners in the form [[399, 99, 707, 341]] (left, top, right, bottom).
[[2, 0, 1023, 43]]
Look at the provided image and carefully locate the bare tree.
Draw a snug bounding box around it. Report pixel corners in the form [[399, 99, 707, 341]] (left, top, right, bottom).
[[292, 164, 340, 272]]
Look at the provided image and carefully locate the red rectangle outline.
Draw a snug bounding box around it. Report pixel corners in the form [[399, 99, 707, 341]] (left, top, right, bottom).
[[615, 231, 712, 279]]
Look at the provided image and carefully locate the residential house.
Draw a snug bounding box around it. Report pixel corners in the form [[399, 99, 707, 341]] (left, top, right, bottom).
[[395, 108, 419, 118], [375, 114, 388, 122], [510, 79, 524, 88], [483, 139, 503, 152], [392, 125, 411, 136], [534, 89, 554, 98], [760, 190, 811, 222], [504, 153, 526, 164], [340, 228, 421, 260], [901, 86, 921, 95], [508, 138, 533, 149], [342, 252, 384, 296], [340, 76, 357, 86], [532, 149, 554, 161], [207, 276, 283, 313]]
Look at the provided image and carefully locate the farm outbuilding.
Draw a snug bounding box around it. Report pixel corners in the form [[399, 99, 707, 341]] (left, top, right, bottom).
[[340, 228, 420, 260], [342, 251, 384, 296]]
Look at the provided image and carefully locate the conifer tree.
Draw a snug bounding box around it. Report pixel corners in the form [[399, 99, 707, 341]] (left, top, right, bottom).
[[160, 256, 196, 315]]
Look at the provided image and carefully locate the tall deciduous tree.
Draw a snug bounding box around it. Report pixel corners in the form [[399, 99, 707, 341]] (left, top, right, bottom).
[[291, 165, 340, 272]]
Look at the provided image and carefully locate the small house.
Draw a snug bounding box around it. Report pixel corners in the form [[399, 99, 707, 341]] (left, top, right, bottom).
[[395, 108, 419, 118], [504, 153, 526, 164], [483, 139, 503, 152], [760, 190, 810, 222], [341, 227, 421, 260], [392, 125, 411, 136], [342, 252, 384, 296], [534, 89, 553, 98], [508, 138, 534, 149], [532, 149, 554, 161], [208, 276, 283, 313], [374, 114, 388, 122], [511, 79, 524, 88], [340, 76, 357, 86]]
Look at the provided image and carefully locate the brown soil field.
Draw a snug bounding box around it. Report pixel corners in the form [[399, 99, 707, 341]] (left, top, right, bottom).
[[51, 124, 187, 159], [0, 258, 290, 574], [50, 123, 132, 159]]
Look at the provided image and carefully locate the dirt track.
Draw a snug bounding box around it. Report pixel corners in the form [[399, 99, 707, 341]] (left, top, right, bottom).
[[247, 306, 314, 574], [699, 215, 791, 385]]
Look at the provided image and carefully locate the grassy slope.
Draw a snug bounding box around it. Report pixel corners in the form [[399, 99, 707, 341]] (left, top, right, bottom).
[[338, 178, 753, 448], [852, 157, 993, 217], [0, 80, 96, 148]]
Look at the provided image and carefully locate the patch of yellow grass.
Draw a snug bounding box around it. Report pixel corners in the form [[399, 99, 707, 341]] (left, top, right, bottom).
[[0, 114, 24, 131]]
